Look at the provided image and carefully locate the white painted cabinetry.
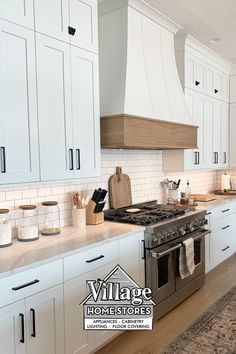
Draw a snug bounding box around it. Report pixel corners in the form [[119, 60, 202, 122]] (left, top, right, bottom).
[[0, 300, 26, 354], [34, 0, 98, 53], [0, 20, 39, 184], [0, 0, 34, 29], [206, 204, 236, 272]]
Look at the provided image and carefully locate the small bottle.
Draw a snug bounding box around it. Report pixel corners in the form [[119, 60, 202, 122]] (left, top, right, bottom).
[[185, 180, 191, 199]]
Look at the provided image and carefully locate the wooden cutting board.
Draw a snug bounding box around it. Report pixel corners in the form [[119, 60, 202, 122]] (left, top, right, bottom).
[[214, 190, 236, 196], [191, 194, 216, 202], [109, 167, 132, 208]]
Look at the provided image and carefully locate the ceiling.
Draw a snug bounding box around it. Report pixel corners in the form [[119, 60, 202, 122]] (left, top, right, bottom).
[[145, 0, 236, 63]]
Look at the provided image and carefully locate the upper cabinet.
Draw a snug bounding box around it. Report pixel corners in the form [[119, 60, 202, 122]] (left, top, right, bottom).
[[34, 0, 98, 53], [0, 0, 34, 29], [0, 0, 100, 185], [36, 34, 100, 181], [0, 20, 39, 184]]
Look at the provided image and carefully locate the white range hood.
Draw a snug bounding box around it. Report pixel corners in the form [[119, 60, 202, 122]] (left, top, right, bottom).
[[98, 0, 197, 150]]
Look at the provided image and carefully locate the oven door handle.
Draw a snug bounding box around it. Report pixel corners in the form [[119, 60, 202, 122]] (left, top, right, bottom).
[[151, 229, 211, 259]]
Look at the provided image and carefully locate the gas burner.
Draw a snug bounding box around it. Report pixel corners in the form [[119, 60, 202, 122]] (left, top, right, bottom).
[[104, 200, 186, 226]]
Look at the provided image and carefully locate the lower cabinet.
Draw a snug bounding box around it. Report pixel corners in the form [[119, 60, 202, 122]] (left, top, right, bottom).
[[0, 285, 64, 354], [206, 205, 236, 272], [0, 300, 26, 354]]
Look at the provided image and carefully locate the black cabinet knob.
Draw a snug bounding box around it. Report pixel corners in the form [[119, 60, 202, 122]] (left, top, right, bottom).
[[68, 26, 76, 36], [195, 81, 200, 86], [214, 89, 219, 94]]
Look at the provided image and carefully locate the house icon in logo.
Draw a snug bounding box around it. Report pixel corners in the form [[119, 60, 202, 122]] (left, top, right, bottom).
[[81, 264, 155, 330]]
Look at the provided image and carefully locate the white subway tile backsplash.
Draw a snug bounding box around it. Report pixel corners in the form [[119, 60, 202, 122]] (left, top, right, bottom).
[[0, 150, 230, 231]]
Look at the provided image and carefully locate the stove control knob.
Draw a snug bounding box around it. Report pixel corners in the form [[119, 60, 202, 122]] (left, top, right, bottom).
[[186, 223, 195, 232], [178, 226, 186, 236], [160, 233, 166, 243], [171, 230, 178, 239]]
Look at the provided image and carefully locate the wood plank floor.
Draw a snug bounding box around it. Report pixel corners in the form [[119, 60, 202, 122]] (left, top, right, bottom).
[[96, 254, 236, 354]]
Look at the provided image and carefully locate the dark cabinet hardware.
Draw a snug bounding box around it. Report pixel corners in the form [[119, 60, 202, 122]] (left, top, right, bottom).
[[69, 149, 74, 170], [194, 151, 200, 165], [141, 240, 145, 260], [195, 81, 200, 86], [68, 26, 76, 35], [206, 212, 212, 215], [222, 225, 230, 230], [86, 255, 104, 263], [222, 208, 230, 213], [19, 313, 25, 343], [12, 279, 39, 291], [213, 152, 218, 164], [76, 149, 80, 170], [0, 146, 6, 173], [30, 309, 36, 337], [214, 89, 219, 94], [97, 278, 102, 282], [222, 246, 230, 252], [224, 152, 227, 164]]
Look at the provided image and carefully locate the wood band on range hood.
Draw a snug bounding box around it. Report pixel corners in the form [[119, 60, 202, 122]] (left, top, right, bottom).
[[101, 115, 198, 150]]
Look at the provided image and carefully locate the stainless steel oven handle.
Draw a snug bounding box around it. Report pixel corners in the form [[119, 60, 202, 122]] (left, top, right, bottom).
[[152, 229, 211, 259]]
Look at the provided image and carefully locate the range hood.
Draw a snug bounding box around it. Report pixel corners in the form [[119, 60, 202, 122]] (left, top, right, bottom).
[[98, 0, 198, 150]]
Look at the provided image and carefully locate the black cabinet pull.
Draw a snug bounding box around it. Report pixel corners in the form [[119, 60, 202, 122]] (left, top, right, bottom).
[[195, 80, 200, 86], [206, 212, 212, 215], [224, 152, 227, 164], [19, 313, 25, 343], [0, 146, 6, 173], [69, 149, 74, 170], [141, 239, 145, 260], [214, 89, 219, 94], [213, 152, 219, 164], [12, 279, 39, 291], [86, 255, 104, 263], [222, 208, 230, 213], [222, 246, 230, 252], [30, 309, 36, 338], [76, 149, 80, 170], [194, 151, 200, 165], [68, 26, 76, 35], [222, 225, 230, 230]]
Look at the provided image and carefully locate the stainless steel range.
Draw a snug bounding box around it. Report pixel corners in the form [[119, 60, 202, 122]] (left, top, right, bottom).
[[104, 201, 210, 319]]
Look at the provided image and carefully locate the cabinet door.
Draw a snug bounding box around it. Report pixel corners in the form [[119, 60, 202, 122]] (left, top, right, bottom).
[[36, 34, 74, 181], [185, 52, 195, 90], [194, 59, 206, 93], [0, 20, 39, 184], [212, 100, 221, 168], [119, 232, 145, 287], [222, 74, 229, 102], [0, 300, 26, 354], [71, 47, 100, 179], [204, 97, 214, 169], [69, 0, 98, 53], [184, 90, 204, 170], [206, 65, 214, 96], [26, 285, 64, 354], [64, 272, 95, 354], [213, 70, 223, 100], [34, 0, 69, 43], [220, 103, 229, 168], [0, 0, 34, 29]]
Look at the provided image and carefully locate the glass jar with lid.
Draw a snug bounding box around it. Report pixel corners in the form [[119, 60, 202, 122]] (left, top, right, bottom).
[[18, 205, 39, 242], [41, 201, 60, 236], [0, 209, 12, 247]]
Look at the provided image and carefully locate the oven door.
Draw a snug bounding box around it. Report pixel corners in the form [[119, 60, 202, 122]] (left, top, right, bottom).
[[146, 243, 176, 305], [175, 229, 209, 290]]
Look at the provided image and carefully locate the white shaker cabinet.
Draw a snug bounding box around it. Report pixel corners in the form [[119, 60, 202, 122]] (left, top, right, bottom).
[[71, 47, 100, 179], [25, 285, 65, 354], [220, 103, 229, 168], [0, 300, 26, 354], [36, 35, 100, 181], [36, 35, 74, 181], [0, 20, 39, 184], [34, 0, 98, 53], [184, 89, 204, 170], [0, 0, 34, 29]]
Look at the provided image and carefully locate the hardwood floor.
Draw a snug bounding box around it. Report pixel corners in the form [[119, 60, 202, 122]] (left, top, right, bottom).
[[96, 254, 236, 354]]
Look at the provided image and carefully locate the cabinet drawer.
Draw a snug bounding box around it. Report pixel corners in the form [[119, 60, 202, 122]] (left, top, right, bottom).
[[208, 205, 234, 221], [0, 260, 63, 308], [64, 241, 119, 281]]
